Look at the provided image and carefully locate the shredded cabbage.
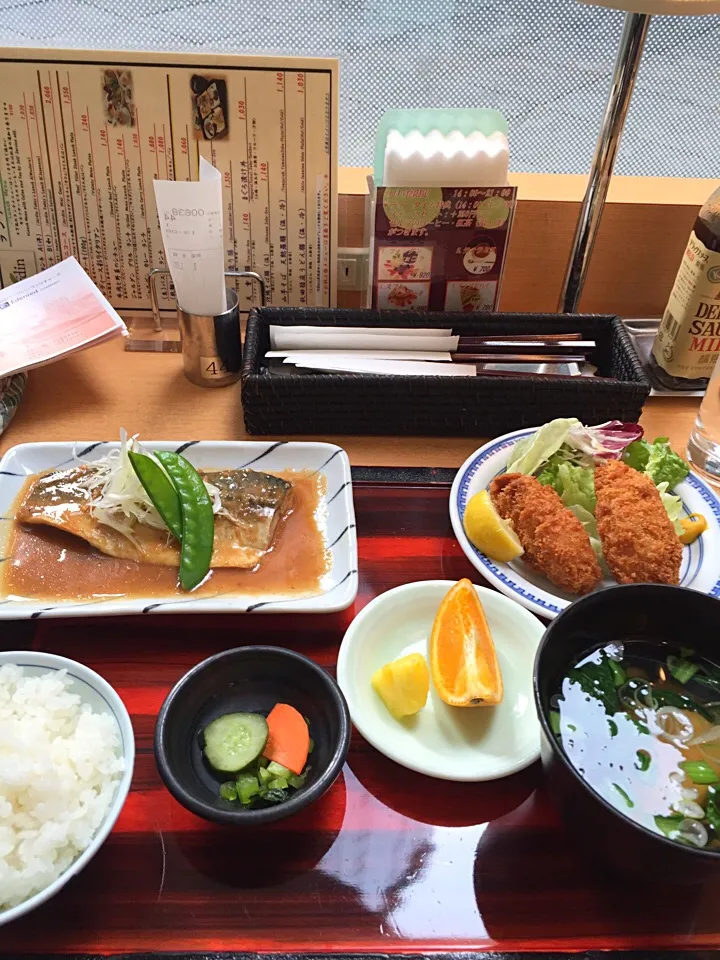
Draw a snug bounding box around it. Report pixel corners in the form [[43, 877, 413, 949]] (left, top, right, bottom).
[[76, 429, 221, 543]]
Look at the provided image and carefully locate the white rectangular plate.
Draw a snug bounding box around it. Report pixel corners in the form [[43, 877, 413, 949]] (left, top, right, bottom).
[[0, 440, 358, 618]]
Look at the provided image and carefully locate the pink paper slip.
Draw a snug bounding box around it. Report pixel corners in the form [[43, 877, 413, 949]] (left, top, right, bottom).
[[0, 257, 127, 378]]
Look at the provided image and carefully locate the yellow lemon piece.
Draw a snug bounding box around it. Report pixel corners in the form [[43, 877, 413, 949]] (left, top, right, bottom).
[[679, 513, 707, 545], [463, 490, 524, 562], [371, 653, 430, 720]]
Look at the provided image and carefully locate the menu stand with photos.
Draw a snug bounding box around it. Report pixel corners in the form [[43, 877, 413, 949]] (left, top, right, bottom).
[[370, 184, 517, 313]]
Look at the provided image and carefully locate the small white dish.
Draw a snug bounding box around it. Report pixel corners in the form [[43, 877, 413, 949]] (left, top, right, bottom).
[[0, 651, 134, 928], [0, 440, 358, 618], [450, 428, 720, 621], [336, 580, 544, 782]]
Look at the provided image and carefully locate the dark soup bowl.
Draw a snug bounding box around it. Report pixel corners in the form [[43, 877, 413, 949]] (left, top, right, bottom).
[[534, 584, 720, 884], [155, 646, 350, 825]]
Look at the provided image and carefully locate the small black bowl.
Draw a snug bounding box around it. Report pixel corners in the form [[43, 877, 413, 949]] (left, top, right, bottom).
[[534, 583, 720, 883], [155, 646, 350, 825]]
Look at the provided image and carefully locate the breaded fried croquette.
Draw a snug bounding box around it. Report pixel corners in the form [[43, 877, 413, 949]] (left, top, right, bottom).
[[489, 473, 602, 595], [594, 460, 682, 585]]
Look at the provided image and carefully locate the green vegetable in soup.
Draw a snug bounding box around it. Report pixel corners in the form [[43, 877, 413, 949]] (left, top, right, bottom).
[[694, 661, 720, 697], [654, 814, 685, 839], [556, 641, 720, 851], [608, 659, 627, 688], [549, 710, 561, 735], [569, 654, 619, 715], [612, 783, 634, 809], [652, 687, 713, 722], [680, 760, 720, 785], [706, 786, 720, 836], [667, 655, 700, 685]]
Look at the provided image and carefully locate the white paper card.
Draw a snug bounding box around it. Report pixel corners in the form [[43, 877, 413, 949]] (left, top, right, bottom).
[[269, 325, 452, 350], [268, 350, 452, 362], [270, 330, 459, 352], [294, 358, 475, 377], [153, 157, 227, 316], [0, 257, 127, 378]]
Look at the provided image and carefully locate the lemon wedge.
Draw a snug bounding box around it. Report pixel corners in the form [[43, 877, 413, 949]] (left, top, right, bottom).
[[463, 490, 524, 562]]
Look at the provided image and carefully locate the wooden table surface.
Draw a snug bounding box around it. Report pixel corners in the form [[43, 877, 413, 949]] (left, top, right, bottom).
[[0, 339, 704, 461]]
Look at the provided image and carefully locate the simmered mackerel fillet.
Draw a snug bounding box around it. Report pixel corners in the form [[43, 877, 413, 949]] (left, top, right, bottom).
[[16, 465, 293, 568]]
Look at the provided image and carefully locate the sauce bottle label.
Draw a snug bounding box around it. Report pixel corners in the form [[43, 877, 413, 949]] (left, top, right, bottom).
[[652, 230, 720, 379]]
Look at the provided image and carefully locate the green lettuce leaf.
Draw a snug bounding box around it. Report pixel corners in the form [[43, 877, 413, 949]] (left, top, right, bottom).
[[657, 481, 684, 535], [537, 459, 602, 557], [623, 439, 651, 473], [645, 438, 690, 489], [507, 418, 580, 476], [623, 437, 690, 490]]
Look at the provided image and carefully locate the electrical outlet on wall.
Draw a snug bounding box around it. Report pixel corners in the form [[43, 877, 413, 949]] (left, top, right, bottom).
[[337, 247, 369, 292]]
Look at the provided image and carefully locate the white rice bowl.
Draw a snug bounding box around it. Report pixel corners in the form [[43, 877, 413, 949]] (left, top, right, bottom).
[[0, 654, 134, 925]]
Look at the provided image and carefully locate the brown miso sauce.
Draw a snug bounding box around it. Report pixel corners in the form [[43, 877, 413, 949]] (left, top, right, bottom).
[[3, 470, 329, 602]]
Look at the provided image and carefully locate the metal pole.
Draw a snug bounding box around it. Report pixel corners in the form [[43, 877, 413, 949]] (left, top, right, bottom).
[[559, 12, 651, 313]]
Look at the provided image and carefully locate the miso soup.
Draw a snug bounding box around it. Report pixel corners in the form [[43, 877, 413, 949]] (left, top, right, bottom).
[[552, 641, 720, 851]]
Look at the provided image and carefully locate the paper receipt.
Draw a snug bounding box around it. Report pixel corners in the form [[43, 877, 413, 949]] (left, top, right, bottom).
[[153, 157, 227, 316]]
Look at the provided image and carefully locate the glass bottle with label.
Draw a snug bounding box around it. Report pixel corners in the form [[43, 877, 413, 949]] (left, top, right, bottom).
[[650, 185, 720, 390]]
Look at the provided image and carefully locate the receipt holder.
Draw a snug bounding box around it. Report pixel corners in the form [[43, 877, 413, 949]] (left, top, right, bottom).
[[148, 269, 265, 388]]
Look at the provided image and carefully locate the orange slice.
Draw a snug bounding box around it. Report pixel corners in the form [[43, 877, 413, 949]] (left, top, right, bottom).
[[429, 579, 503, 707]]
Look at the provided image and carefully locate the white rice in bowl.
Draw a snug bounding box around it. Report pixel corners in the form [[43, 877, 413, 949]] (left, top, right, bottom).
[[0, 663, 125, 910]]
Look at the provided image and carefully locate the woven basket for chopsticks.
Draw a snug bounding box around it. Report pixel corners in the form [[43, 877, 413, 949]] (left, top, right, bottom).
[[241, 309, 649, 438]]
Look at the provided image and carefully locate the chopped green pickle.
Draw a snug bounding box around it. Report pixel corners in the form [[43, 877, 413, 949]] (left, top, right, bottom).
[[209, 709, 314, 808], [219, 781, 238, 802]]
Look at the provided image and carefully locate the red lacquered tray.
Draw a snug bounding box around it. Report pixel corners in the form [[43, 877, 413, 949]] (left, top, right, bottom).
[[3, 474, 720, 956]]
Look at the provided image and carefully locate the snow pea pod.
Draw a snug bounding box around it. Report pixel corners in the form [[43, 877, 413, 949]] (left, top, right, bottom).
[[155, 451, 214, 590], [128, 451, 182, 541]]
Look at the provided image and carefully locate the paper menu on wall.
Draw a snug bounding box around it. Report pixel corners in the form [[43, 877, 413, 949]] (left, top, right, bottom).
[[0, 49, 337, 311], [0, 256, 127, 378]]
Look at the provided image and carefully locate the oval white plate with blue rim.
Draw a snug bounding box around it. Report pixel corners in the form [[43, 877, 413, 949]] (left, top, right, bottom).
[[450, 427, 720, 621], [0, 440, 358, 618]]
